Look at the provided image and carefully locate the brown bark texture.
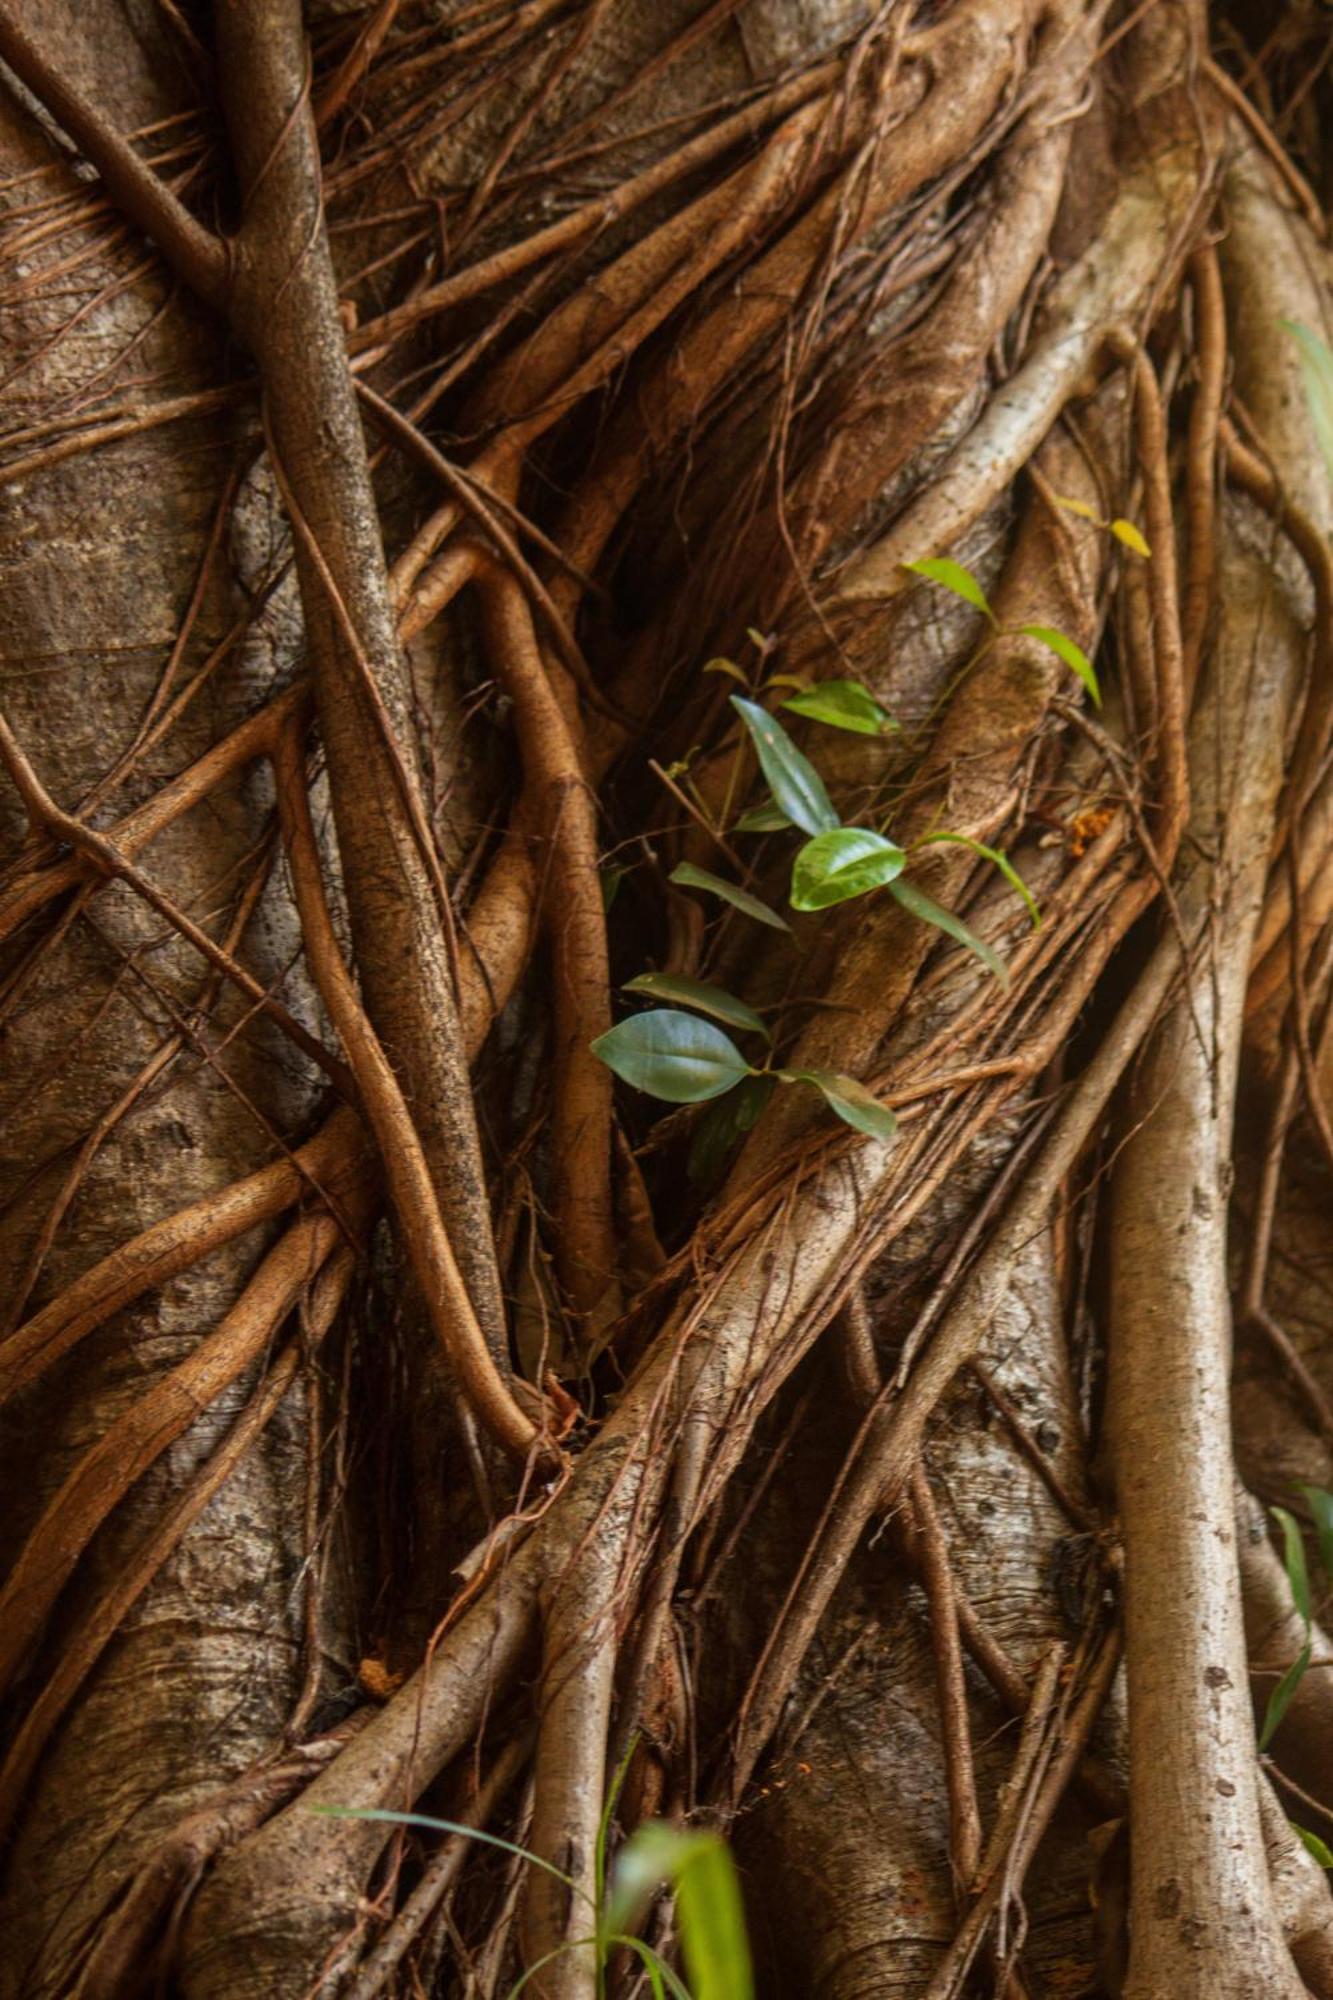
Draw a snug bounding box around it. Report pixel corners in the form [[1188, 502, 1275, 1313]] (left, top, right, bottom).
[[3, 1, 1333, 1996]]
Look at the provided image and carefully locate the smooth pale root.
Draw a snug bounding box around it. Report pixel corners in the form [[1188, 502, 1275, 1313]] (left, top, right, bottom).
[[889, 876, 1009, 984], [729, 694, 840, 835], [900, 555, 995, 620], [1283, 319, 1333, 485], [622, 972, 770, 1039], [591, 1008, 751, 1102], [780, 678, 895, 735], [790, 826, 906, 910], [777, 1066, 898, 1140], [669, 859, 790, 930]]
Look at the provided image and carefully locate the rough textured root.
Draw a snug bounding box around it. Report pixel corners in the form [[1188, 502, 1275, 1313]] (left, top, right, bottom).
[[8, 1, 1333, 1995]]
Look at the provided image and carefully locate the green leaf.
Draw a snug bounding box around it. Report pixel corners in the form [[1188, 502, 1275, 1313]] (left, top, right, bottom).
[[920, 832, 1041, 928], [591, 1010, 752, 1103], [1274, 1505, 1313, 1626], [1109, 518, 1151, 558], [891, 877, 1008, 984], [608, 1826, 753, 2000], [780, 679, 895, 736], [790, 827, 906, 911], [729, 695, 840, 837], [601, 865, 627, 913], [779, 1067, 898, 1142], [687, 1074, 775, 1186], [669, 860, 790, 931], [735, 800, 795, 833], [1298, 1484, 1333, 1580], [703, 656, 748, 686], [1295, 1825, 1333, 1869], [1261, 1639, 1312, 1750], [1017, 623, 1101, 705], [1282, 320, 1333, 486], [902, 556, 995, 623], [313, 1808, 587, 1904], [624, 972, 770, 1040]]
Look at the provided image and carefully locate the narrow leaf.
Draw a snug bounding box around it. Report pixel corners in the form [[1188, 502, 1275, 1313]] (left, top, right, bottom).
[[921, 832, 1041, 928], [1298, 1484, 1333, 1580], [1296, 1825, 1333, 1869], [1282, 319, 1333, 486], [891, 876, 1008, 984], [1052, 493, 1100, 523], [1273, 1505, 1313, 1626], [608, 1826, 753, 2000], [1260, 1640, 1312, 1751], [781, 679, 895, 736], [730, 695, 840, 836], [670, 860, 790, 931], [703, 656, 748, 686], [790, 827, 906, 911], [601, 865, 627, 913], [1109, 517, 1151, 558], [780, 1067, 898, 1142], [902, 556, 995, 622], [591, 1009, 751, 1104], [735, 800, 795, 833], [624, 972, 770, 1040], [1018, 623, 1101, 706], [313, 1808, 587, 1903]]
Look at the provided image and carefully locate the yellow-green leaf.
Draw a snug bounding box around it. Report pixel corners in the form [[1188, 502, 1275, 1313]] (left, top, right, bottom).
[[1017, 623, 1100, 706], [902, 556, 995, 623], [1110, 518, 1151, 558]]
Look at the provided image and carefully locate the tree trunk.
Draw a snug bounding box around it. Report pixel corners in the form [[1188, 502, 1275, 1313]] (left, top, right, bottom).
[[3, 2, 1333, 1996]]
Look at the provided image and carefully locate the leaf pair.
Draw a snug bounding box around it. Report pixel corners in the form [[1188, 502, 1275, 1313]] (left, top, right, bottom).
[[592, 1008, 897, 1142], [902, 556, 1101, 704]]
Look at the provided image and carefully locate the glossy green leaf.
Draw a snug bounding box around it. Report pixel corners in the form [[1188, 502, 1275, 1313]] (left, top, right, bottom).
[[591, 1009, 751, 1103], [921, 832, 1041, 928], [780, 679, 895, 736], [730, 695, 840, 836], [1296, 1825, 1333, 1869], [779, 1067, 898, 1142], [902, 556, 995, 622], [891, 877, 1008, 984], [1260, 1639, 1312, 1751], [670, 860, 790, 931], [623, 972, 770, 1040], [1018, 623, 1101, 705], [1110, 517, 1151, 558], [735, 800, 795, 833], [1282, 320, 1333, 485], [790, 827, 906, 911], [1273, 1505, 1313, 1625], [608, 1825, 753, 2000], [1298, 1484, 1333, 1580], [688, 1074, 776, 1186]]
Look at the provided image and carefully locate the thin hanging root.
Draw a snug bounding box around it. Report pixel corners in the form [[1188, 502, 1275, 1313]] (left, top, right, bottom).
[[728, 924, 1191, 1798], [479, 568, 614, 1316], [911, 1467, 983, 1898], [272, 726, 551, 1465], [0, 1102, 369, 1406], [0, 1251, 357, 1855], [0, 1191, 370, 1702], [1181, 243, 1226, 690]]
